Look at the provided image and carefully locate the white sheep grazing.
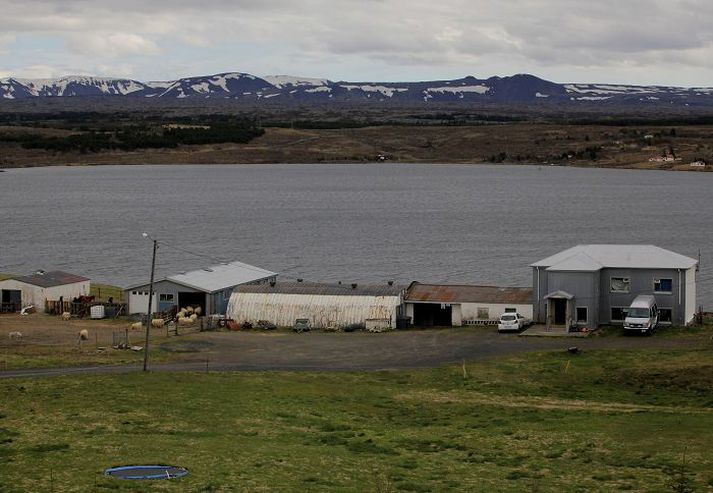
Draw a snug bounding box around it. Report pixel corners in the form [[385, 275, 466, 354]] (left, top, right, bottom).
[[194, 306, 202, 316], [61, 312, 71, 321], [178, 317, 194, 326], [151, 319, 165, 328], [78, 329, 89, 341], [8, 331, 23, 340], [130, 322, 144, 331]]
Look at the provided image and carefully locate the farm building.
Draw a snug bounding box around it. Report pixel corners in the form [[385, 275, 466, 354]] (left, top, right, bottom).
[[532, 244, 697, 329], [227, 282, 407, 329], [403, 283, 533, 327], [0, 270, 90, 312], [125, 261, 277, 316]]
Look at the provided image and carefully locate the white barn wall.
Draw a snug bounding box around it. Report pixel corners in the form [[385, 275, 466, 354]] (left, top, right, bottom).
[[685, 266, 697, 324], [0, 279, 89, 308], [227, 292, 402, 328], [459, 303, 532, 324]]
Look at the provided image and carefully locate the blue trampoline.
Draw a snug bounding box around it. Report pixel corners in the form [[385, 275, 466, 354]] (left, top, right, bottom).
[[104, 465, 189, 480]]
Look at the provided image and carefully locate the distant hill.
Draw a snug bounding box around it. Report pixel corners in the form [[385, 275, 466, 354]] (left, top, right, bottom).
[[2, 72, 713, 106]]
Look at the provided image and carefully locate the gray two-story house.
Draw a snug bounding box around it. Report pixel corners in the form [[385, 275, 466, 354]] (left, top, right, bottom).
[[532, 245, 697, 329]]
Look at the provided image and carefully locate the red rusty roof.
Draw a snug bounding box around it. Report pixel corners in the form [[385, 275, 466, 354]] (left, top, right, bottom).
[[405, 282, 532, 304]]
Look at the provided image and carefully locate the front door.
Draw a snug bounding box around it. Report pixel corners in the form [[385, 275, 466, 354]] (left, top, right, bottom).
[[553, 298, 567, 325]]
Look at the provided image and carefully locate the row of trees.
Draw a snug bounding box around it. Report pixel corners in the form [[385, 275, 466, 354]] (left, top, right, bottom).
[[0, 121, 264, 153]]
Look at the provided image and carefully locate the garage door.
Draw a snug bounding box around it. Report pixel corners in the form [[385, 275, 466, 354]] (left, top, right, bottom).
[[128, 290, 156, 314]]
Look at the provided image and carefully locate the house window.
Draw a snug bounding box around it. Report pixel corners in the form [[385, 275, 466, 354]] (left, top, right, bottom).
[[611, 307, 628, 322], [610, 277, 631, 293], [654, 278, 673, 293], [159, 294, 174, 302], [504, 308, 517, 313], [659, 308, 673, 324], [576, 307, 588, 323], [477, 307, 489, 319]]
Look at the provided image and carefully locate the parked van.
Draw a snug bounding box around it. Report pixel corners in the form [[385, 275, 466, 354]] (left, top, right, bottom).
[[623, 295, 658, 334]]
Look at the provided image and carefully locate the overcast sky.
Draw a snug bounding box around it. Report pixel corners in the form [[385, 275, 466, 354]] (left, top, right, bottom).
[[1, 0, 712, 86]]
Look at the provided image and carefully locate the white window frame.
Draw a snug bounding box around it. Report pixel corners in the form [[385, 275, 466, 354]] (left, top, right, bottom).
[[159, 293, 174, 302], [610, 277, 631, 293], [653, 278, 673, 294], [576, 306, 588, 324], [504, 307, 517, 313]]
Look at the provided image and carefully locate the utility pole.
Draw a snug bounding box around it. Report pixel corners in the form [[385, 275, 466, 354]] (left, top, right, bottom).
[[142, 234, 158, 371]]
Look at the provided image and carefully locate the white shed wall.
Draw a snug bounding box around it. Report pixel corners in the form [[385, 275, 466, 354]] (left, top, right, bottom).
[[685, 266, 697, 324], [227, 292, 402, 328], [460, 302, 533, 322], [0, 279, 89, 308]]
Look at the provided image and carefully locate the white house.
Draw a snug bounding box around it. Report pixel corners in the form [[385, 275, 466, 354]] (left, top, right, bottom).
[[403, 283, 533, 327], [0, 271, 90, 312]]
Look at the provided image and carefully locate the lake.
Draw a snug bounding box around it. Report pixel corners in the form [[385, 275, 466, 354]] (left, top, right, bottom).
[[1, 164, 711, 307]]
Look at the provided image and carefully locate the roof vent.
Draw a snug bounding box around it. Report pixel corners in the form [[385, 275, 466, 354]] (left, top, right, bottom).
[[35, 270, 46, 275], [387, 280, 394, 286], [351, 283, 358, 289], [269, 281, 276, 287]]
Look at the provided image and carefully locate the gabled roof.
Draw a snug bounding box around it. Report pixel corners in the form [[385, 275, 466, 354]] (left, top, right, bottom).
[[11, 271, 89, 288], [167, 261, 276, 293], [531, 245, 697, 271], [126, 261, 276, 293], [233, 282, 406, 297], [405, 283, 532, 304]]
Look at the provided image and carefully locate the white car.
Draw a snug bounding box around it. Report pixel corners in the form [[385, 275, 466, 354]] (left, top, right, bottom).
[[498, 313, 530, 332]]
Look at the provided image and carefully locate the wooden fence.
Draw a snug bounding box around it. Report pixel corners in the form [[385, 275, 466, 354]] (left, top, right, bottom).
[[45, 300, 127, 318]]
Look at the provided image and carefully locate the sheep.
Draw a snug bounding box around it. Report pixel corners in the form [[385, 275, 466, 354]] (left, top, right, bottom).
[[185, 306, 194, 315], [151, 319, 165, 328], [130, 322, 144, 331], [8, 331, 23, 340], [178, 308, 187, 317], [193, 306, 202, 316], [189, 313, 198, 321], [78, 329, 89, 341], [178, 317, 194, 326], [61, 311, 71, 321]]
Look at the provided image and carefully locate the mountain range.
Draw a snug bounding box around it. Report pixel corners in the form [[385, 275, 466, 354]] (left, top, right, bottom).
[[2, 72, 713, 106]]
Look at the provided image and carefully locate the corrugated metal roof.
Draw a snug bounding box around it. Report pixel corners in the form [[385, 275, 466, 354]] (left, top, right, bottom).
[[166, 261, 276, 293], [404, 283, 532, 304], [233, 281, 407, 297], [532, 245, 697, 270], [12, 271, 89, 288]]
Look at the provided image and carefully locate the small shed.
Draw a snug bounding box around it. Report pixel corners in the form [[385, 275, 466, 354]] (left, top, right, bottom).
[[125, 261, 277, 316], [404, 282, 533, 327], [227, 281, 407, 329], [0, 271, 90, 312]]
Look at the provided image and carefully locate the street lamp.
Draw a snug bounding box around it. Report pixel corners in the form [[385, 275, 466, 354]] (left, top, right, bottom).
[[142, 233, 158, 371]]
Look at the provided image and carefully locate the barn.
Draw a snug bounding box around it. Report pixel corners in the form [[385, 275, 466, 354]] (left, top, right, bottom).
[[0, 270, 91, 313], [403, 282, 533, 327], [125, 261, 277, 317], [226, 281, 407, 329]]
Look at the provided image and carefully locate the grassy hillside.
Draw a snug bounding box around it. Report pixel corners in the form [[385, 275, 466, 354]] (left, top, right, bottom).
[[2, 347, 713, 492]]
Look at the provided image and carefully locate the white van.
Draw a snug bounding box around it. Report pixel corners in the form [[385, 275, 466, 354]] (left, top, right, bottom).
[[623, 295, 658, 334]]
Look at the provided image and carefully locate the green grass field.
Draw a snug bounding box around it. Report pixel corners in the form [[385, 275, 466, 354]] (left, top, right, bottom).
[[2, 347, 713, 492], [89, 283, 124, 302]]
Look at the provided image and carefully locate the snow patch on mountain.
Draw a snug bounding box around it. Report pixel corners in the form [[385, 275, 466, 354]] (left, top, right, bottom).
[[305, 86, 332, 93], [264, 75, 330, 88], [340, 84, 408, 97], [425, 85, 490, 95]]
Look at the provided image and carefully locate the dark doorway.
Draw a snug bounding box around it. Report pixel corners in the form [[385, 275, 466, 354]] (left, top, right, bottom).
[[177, 292, 206, 315], [1, 289, 21, 312], [553, 298, 567, 325], [413, 303, 452, 327]]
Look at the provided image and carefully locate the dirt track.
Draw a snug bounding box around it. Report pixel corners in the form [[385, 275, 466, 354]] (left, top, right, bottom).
[[1, 326, 710, 378]]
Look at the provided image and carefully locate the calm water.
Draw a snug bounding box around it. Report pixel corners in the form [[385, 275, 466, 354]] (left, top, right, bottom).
[[1, 164, 711, 307]]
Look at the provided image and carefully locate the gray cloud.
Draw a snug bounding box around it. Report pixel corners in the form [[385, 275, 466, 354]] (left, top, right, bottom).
[[2, 0, 713, 85]]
